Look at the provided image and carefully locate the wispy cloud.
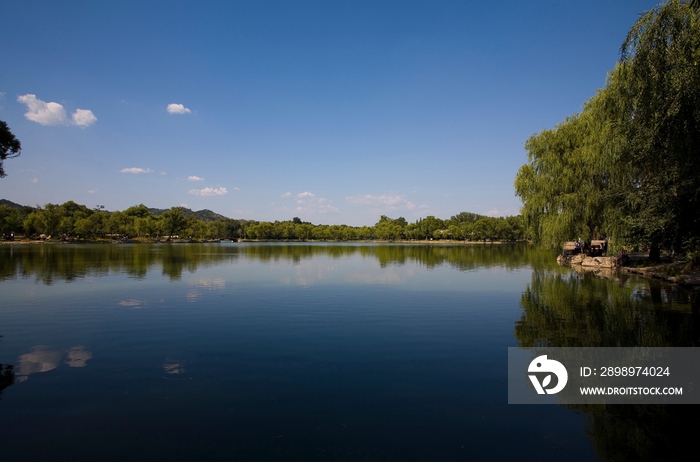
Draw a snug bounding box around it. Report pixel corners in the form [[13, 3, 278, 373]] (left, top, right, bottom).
[[121, 167, 152, 174], [17, 94, 96, 127], [188, 175, 204, 181], [188, 187, 227, 196], [346, 193, 416, 211], [233, 186, 240, 191], [30, 178, 38, 183], [279, 191, 339, 214], [167, 103, 191, 114], [87, 189, 98, 194]]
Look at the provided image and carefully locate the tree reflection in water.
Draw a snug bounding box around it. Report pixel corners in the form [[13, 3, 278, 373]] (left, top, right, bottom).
[[0, 242, 553, 284], [515, 269, 700, 461]]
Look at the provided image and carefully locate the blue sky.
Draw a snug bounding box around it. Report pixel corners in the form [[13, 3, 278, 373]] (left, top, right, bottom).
[[0, 0, 653, 226]]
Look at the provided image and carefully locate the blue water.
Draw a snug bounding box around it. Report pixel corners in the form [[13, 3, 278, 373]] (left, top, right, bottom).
[[5, 242, 689, 461]]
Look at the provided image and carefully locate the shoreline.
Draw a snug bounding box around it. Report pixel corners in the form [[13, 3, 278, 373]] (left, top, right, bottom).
[[560, 252, 700, 289], [1, 238, 525, 245]]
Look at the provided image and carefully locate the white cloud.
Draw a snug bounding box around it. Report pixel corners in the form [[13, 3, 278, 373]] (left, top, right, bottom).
[[167, 103, 191, 114], [486, 208, 501, 217], [30, 178, 38, 183], [17, 94, 96, 127], [121, 167, 152, 174], [345, 193, 416, 211], [285, 193, 339, 214], [87, 189, 98, 194], [188, 187, 228, 196], [18, 94, 68, 125], [179, 203, 188, 208], [233, 186, 240, 191], [72, 108, 97, 127], [161, 171, 167, 175], [188, 175, 204, 181]]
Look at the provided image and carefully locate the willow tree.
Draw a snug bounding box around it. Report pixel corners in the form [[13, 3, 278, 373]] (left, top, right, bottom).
[[606, 0, 700, 259], [514, 100, 613, 248], [516, 0, 700, 258]]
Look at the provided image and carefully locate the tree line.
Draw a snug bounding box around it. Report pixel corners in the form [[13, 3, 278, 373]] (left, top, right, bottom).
[[0, 201, 527, 242], [515, 0, 700, 261]]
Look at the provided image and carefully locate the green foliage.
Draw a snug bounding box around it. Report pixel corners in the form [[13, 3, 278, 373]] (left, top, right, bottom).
[[515, 0, 700, 257], [1, 198, 526, 242], [0, 120, 21, 178]]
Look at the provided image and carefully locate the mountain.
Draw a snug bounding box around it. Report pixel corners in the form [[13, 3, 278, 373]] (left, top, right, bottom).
[[147, 207, 231, 222], [2, 200, 237, 222], [0, 199, 28, 210]]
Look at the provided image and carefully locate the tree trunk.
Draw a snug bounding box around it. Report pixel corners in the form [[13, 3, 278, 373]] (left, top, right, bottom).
[[648, 241, 661, 262]]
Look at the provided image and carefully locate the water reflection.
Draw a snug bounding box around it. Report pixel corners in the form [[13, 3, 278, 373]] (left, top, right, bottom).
[[16, 345, 92, 381], [0, 243, 554, 285], [515, 268, 700, 461], [163, 358, 186, 375], [65, 346, 92, 368], [0, 337, 15, 400]]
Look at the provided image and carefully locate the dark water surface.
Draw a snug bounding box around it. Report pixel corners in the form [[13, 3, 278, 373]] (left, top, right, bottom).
[[0, 243, 697, 461]]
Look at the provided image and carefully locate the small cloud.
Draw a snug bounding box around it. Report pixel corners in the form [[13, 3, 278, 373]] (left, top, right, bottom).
[[188, 186, 228, 196], [188, 175, 204, 181], [485, 208, 501, 217], [30, 178, 38, 183], [118, 299, 142, 306], [233, 186, 240, 191], [72, 108, 97, 127], [17, 94, 96, 127], [179, 203, 188, 208], [18, 94, 68, 126], [297, 191, 315, 199], [120, 167, 152, 174], [160, 171, 167, 175], [87, 189, 98, 194], [167, 103, 191, 114], [281, 192, 292, 198]]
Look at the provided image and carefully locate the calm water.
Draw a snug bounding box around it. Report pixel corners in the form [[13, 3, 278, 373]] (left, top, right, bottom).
[[0, 243, 697, 461]]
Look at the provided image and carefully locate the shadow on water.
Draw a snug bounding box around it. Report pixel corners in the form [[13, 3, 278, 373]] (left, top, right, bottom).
[[0, 242, 556, 284], [0, 337, 16, 401], [515, 268, 700, 461]]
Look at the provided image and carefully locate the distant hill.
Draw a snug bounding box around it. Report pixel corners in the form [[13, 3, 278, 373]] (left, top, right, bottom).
[[147, 207, 231, 222], [0, 199, 27, 210], [2, 199, 238, 222]]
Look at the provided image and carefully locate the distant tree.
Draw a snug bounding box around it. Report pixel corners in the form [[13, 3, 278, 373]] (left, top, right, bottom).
[[0, 120, 21, 178], [0, 205, 23, 235], [162, 207, 187, 239]]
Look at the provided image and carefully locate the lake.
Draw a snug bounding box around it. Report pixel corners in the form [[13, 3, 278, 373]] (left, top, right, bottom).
[[0, 243, 697, 461]]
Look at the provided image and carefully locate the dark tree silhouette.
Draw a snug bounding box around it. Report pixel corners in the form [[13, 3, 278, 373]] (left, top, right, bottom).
[[0, 121, 21, 178]]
